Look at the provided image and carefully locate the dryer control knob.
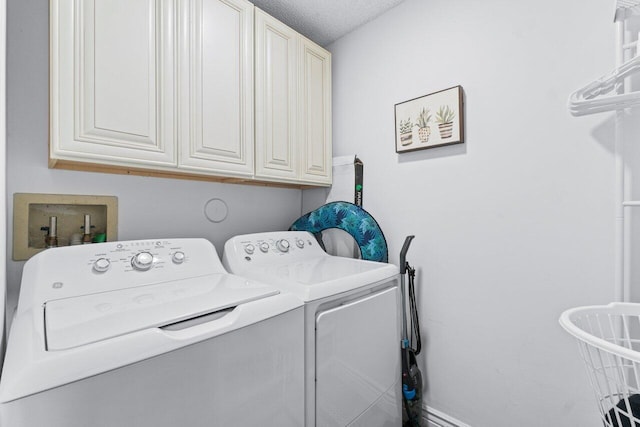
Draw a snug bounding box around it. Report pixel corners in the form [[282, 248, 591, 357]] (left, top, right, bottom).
[[172, 251, 186, 264], [244, 244, 255, 255], [259, 242, 270, 253], [276, 239, 290, 252], [93, 258, 111, 273], [295, 239, 304, 249], [132, 251, 154, 271]]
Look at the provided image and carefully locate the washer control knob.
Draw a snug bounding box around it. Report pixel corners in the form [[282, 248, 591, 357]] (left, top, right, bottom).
[[259, 242, 270, 253], [244, 244, 255, 255], [172, 251, 186, 264], [93, 258, 111, 273], [296, 239, 305, 249], [132, 251, 154, 271], [276, 239, 290, 252]]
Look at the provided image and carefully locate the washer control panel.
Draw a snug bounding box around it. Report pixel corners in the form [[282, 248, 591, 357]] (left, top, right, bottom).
[[275, 239, 290, 253], [23, 238, 223, 310], [84, 240, 194, 275]]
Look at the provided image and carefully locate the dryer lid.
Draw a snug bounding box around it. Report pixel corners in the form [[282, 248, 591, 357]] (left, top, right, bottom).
[[246, 256, 398, 301], [44, 274, 278, 350]]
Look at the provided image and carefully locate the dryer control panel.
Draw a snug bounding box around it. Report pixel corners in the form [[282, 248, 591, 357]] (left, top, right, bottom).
[[223, 231, 326, 265], [222, 231, 399, 304]]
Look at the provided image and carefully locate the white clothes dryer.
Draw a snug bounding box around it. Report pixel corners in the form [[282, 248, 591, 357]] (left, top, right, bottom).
[[223, 231, 402, 427], [0, 238, 304, 427]]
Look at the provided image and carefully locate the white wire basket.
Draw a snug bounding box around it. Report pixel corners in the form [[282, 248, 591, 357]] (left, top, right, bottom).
[[560, 303, 640, 426]]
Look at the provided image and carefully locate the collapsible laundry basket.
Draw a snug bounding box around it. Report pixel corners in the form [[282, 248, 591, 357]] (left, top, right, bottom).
[[560, 303, 640, 426]]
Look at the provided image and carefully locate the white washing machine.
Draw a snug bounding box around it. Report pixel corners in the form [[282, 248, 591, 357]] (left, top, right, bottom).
[[223, 231, 402, 427], [0, 238, 305, 427]]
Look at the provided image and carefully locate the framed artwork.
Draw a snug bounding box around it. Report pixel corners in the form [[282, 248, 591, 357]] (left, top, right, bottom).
[[394, 85, 464, 153]]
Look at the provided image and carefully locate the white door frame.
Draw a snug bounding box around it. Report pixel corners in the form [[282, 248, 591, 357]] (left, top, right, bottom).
[[0, 0, 8, 365]]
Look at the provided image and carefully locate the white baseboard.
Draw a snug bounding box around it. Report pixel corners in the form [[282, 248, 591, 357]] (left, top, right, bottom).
[[424, 405, 471, 427]]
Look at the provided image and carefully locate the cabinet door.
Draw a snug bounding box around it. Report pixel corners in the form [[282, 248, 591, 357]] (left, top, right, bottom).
[[299, 39, 332, 185], [254, 9, 298, 182], [50, 0, 176, 167], [178, 0, 254, 177]]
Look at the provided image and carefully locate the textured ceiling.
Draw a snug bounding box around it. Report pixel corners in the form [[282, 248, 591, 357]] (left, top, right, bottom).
[[249, 0, 406, 46]]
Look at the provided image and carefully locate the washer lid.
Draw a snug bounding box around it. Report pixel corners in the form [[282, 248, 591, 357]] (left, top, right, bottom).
[[44, 274, 278, 351]]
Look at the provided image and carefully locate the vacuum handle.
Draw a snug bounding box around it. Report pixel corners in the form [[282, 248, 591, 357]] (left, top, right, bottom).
[[399, 235, 415, 274]]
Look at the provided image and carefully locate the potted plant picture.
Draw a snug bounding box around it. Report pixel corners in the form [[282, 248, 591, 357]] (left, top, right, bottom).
[[416, 107, 432, 143], [436, 105, 455, 139], [399, 118, 414, 146], [394, 85, 464, 153]]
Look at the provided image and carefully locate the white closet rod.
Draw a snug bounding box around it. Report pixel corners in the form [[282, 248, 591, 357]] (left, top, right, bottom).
[[616, 0, 640, 21], [616, 18, 628, 303], [569, 53, 640, 116], [570, 1, 637, 301]]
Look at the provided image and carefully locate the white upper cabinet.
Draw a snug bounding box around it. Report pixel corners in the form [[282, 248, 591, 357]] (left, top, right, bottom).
[[254, 9, 332, 185], [50, 0, 331, 186], [299, 38, 332, 185], [254, 9, 298, 182], [50, 0, 176, 167], [178, 0, 254, 176]]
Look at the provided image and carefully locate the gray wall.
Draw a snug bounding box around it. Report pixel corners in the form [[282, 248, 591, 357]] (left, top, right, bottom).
[[326, 0, 617, 425], [6, 0, 303, 310]]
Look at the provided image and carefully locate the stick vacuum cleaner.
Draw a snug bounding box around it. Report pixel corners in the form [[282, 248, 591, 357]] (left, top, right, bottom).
[[400, 235, 423, 426]]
